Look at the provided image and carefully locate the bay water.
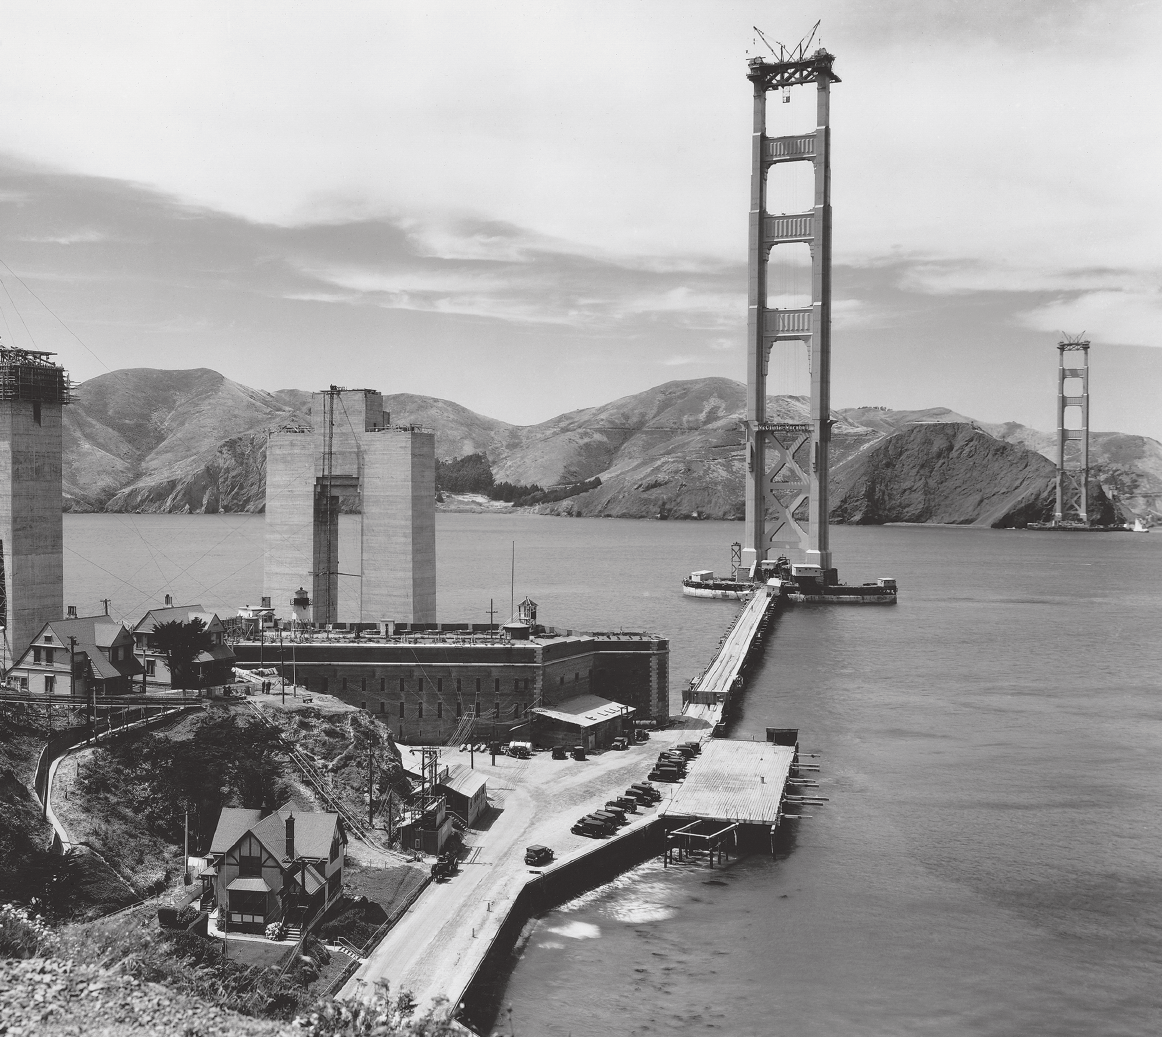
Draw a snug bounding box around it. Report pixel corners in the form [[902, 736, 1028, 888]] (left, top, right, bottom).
[[63, 514, 1162, 1035]]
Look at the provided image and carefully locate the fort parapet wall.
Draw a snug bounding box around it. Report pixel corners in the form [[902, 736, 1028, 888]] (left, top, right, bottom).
[[232, 631, 669, 742]]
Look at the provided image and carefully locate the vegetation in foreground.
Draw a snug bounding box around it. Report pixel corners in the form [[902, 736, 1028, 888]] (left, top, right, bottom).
[[76, 708, 289, 858]]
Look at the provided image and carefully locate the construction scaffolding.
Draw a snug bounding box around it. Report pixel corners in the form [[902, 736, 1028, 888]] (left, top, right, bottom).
[[0, 347, 72, 404]]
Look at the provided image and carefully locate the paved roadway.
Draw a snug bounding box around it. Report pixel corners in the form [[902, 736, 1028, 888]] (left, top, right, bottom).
[[339, 721, 707, 1012]]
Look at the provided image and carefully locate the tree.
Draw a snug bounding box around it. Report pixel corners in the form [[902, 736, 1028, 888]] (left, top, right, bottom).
[[151, 618, 214, 690]]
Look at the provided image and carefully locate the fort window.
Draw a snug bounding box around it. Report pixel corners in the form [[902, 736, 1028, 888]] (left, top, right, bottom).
[[475, 677, 481, 695], [494, 700, 500, 718], [456, 678, 462, 695], [342, 677, 347, 691], [361, 700, 366, 711], [32, 401, 41, 425], [399, 678, 405, 694], [398, 700, 404, 718], [418, 677, 424, 694], [437, 678, 443, 695], [417, 702, 423, 719], [456, 697, 462, 717], [437, 701, 443, 719], [381, 677, 386, 693], [494, 677, 500, 695], [361, 677, 366, 692], [380, 701, 385, 713]]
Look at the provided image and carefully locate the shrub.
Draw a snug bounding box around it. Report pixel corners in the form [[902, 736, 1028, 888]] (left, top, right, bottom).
[[0, 902, 57, 959]]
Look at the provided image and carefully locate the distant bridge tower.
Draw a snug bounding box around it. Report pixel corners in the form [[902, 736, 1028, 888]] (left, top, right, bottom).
[[1053, 333, 1090, 526], [741, 35, 840, 580]]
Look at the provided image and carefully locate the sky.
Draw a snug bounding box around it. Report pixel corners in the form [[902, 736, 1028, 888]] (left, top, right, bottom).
[[0, 0, 1158, 437]]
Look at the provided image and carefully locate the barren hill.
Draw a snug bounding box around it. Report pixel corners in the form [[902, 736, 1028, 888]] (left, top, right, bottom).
[[61, 371, 1160, 526]]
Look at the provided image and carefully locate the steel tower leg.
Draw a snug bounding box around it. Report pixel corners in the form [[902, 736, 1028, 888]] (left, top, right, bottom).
[[742, 48, 839, 580]]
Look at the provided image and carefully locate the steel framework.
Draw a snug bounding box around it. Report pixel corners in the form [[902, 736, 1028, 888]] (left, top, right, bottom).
[[1054, 334, 1090, 525], [742, 45, 840, 577]]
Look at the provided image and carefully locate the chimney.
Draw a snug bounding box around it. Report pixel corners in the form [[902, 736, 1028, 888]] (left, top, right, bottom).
[[285, 814, 295, 860], [66, 605, 77, 619], [164, 593, 173, 607]]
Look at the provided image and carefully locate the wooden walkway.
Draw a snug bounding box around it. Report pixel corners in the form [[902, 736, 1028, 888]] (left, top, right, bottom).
[[681, 583, 778, 731]]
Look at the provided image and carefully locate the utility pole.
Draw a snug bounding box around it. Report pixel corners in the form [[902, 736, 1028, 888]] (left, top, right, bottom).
[[184, 807, 191, 885], [486, 599, 497, 631], [367, 728, 375, 827], [100, 598, 111, 617], [279, 625, 286, 705]]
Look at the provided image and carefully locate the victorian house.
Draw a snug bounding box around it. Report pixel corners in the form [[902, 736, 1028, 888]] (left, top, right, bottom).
[[9, 614, 142, 697], [204, 803, 346, 936]]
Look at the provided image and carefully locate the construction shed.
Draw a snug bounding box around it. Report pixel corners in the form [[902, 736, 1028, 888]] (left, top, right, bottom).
[[530, 694, 635, 751], [436, 764, 489, 826]]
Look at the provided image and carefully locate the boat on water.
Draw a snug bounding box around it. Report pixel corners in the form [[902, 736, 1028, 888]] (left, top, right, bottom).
[[681, 570, 753, 600], [684, 558, 898, 605], [1130, 518, 1150, 533]]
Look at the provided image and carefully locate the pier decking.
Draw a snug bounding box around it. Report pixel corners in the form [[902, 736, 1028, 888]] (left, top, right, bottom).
[[681, 583, 778, 731], [661, 738, 795, 825]]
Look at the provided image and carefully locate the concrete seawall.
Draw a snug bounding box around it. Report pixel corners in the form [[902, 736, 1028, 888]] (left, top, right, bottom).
[[456, 816, 667, 1035]]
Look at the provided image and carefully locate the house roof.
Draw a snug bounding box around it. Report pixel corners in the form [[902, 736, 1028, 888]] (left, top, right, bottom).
[[210, 802, 342, 863], [438, 764, 488, 798], [14, 616, 142, 681], [209, 807, 263, 854], [227, 877, 271, 892], [133, 604, 225, 635], [532, 694, 636, 729]]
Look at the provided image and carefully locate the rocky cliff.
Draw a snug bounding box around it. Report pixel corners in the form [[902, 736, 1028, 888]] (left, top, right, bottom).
[[61, 370, 1156, 527]]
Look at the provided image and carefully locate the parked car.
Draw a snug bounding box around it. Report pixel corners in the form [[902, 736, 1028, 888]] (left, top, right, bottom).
[[602, 802, 630, 822], [648, 768, 681, 782], [508, 741, 532, 759], [524, 844, 554, 866], [571, 745, 587, 761], [430, 851, 458, 881], [629, 783, 662, 802], [613, 796, 639, 813], [551, 745, 568, 760], [635, 729, 649, 742], [572, 817, 610, 838], [680, 741, 702, 755], [592, 809, 627, 828], [610, 737, 629, 751]]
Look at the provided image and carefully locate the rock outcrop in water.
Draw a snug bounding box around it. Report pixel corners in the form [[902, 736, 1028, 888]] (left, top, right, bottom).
[[62, 370, 1154, 526]]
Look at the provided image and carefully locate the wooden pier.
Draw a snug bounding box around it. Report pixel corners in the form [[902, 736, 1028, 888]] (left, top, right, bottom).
[[681, 582, 779, 732]]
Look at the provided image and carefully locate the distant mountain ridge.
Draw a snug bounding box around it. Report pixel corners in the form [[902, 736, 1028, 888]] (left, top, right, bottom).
[[61, 370, 1162, 526]]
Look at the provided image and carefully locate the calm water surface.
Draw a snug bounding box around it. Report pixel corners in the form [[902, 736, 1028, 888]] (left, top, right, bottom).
[[64, 515, 1162, 1035]]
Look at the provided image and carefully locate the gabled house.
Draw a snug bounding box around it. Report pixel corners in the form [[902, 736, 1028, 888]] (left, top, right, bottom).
[[8, 615, 143, 697], [204, 803, 346, 935], [131, 601, 236, 691]]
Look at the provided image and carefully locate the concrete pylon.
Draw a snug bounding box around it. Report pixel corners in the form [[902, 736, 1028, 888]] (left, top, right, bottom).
[[742, 47, 839, 582], [0, 346, 68, 663], [263, 388, 436, 625]]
